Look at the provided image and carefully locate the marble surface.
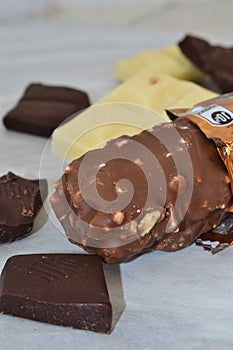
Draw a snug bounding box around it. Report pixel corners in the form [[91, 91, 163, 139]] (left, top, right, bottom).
[[0, 2, 233, 350]]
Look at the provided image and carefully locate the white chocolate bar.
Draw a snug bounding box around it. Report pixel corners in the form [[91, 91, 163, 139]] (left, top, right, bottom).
[[52, 69, 217, 162], [115, 45, 203, 82], [98, 69, 217, 116]]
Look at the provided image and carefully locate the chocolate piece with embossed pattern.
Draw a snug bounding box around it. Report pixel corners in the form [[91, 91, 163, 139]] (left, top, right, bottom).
[[0, 254, 112, 333]]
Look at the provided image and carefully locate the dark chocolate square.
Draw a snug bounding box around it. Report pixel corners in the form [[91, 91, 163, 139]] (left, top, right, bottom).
[[0, 254, 112, 333], [3, 83, 90, 137]]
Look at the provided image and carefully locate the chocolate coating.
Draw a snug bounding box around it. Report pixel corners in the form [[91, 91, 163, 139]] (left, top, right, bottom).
[[0, 172, 47, 243], [179, 35, 233, 93], [0, 254, 112, 333], [3, 83, 90, 137], [51, 118, 232, 263]]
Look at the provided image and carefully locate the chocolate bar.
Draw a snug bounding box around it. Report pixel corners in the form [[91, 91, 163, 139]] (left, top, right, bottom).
[[0, 254, 112, 333], [179, 35, 233, 93], [50, 117, 232, 263], [3, 83, 90, 137], [0, 172, 47, 243]]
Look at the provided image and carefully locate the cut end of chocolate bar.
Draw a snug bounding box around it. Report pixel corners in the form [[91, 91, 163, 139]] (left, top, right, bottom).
[[0, 254, 112, 333], [179, 35, 233, 93], [3, 83, 90, 137], [165, 108, 189, 121], [0, 172, 48, 243]]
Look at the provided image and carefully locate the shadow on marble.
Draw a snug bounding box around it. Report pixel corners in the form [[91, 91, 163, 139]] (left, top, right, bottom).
[[103, 263, 126, 331], [31, 199, 50, 234]]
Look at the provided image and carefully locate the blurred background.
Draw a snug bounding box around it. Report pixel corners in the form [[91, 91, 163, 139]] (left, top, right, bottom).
[[0, 0, 232, 35], [0, 0, 232, 109]]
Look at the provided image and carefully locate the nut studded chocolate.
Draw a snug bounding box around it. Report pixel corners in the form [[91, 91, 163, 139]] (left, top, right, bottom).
[[0, 172, 48, 243], [51, 117, 232, 263]]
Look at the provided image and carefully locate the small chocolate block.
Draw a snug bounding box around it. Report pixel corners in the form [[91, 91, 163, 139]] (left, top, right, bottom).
[[179, 35, 233, 93], [0, 254, 112, 333], [3, 83, 90, 137], [0, 172, 47, 243]]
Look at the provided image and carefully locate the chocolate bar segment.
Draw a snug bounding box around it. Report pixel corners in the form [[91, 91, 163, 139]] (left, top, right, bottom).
[[51, 118, 232, 264], [21, 84, 89, 105], [0, 172, 47, 243], [3, 83, 90, 137], [179, 35, 233, 93], [0, 254, 112, 333]]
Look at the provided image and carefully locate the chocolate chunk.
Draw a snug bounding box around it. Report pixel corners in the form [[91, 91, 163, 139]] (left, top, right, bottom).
[[50, 117, 232, 264], [0, 254, 112, 333], [179, 35, 233, 93], [3, 83, 90, 137], [0, 172, 47, 243]]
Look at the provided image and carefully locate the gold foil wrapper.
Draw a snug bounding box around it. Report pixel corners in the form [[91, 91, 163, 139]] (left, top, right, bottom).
[[218, 143, 233, 193], [183, 93, 233, 193]]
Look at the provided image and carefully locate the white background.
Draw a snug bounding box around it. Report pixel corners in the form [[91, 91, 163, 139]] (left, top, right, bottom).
[[0, 1, 233, 350]]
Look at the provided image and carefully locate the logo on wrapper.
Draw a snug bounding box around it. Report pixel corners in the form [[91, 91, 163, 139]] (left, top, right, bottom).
[[190, 104, 233, 126]]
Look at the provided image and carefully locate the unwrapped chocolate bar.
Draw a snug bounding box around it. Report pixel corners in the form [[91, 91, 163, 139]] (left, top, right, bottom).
[[51, 106, 232, 263]]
